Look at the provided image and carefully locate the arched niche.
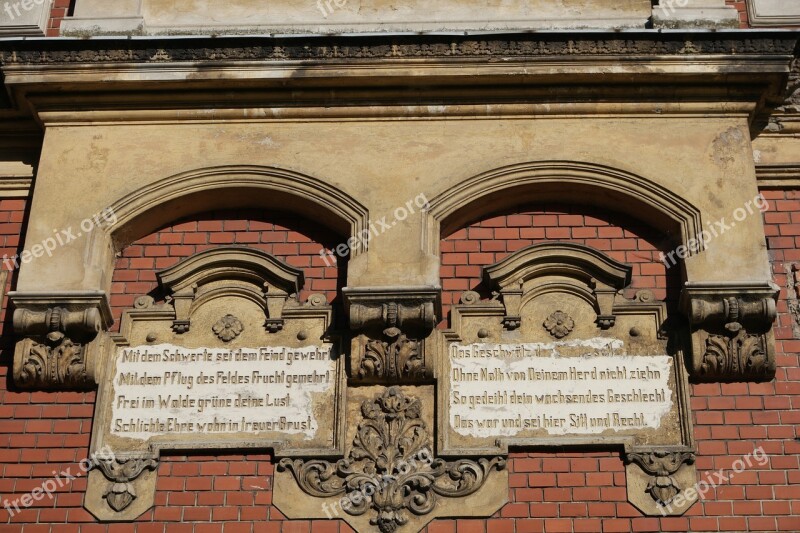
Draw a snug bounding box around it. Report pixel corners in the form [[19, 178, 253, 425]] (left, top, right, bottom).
[[88, 165, 369, 294], [424, 160, 703, 265]]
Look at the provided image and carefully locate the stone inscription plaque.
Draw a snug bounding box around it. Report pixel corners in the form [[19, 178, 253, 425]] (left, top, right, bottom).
[[448, 339, 673, 440], [111, 344, 335, 441]]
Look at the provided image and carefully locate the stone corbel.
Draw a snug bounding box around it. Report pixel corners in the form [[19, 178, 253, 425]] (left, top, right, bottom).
[[85, 451, 159, 521], [591, 278, 619, 329], [10, 291, 112, 390], [624, 448, 697, 516], [344, 286, 440, 383], [680, 282, 779, 382], [497, 283, 523, 330], [167, 285, 197, 333]]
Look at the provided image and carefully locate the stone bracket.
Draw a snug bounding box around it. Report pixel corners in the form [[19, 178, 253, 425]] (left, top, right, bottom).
[[344, 286, 440, 384], [624, 447, 697, 516], [680, 282, 779, 382], [85, 451, 159, 521], [10, 291, 112, 390]]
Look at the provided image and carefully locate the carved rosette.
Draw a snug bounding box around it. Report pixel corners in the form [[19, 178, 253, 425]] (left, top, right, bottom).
[[681, 283, 779, 382], [212, 314, 244, 342], [344, 288, 439, 384], [625, 450, 696, 507], [543, 310, 575, 339], [94, 455, 159, 512], [11, 295, 112, 390], [279, 388, 505, 533]]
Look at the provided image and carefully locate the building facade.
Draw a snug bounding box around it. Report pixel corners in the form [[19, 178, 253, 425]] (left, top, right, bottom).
[[1, 1, 799, 532]]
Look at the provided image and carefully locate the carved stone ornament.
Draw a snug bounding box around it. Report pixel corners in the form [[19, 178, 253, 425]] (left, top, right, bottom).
[[94, 455, 159, 512], [10, 292, 113, 390], [344, 287, 440, 384], [543, 310, 575, 339], [17, 332, 87, 389], [156, 246, 304, 335], [212, 314, 244, 342], [681, 283, 779, 382], [360, 328, 424, 382], [625, 450, 696, 507], [482, 242, 631, 331], [279, 387, 505, 533]]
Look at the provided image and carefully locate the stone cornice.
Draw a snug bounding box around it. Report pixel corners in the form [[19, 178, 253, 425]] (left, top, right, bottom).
[[0, 32, 797, 128], [0, 32, 797, 65]]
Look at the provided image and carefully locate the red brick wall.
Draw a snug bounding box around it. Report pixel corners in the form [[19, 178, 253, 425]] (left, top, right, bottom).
[[108, 210, 343, 330], [439, 205, 680, 324], [46, 0, 72, 37], [1, 195, 799, 533], [725, 0, 750, 28]]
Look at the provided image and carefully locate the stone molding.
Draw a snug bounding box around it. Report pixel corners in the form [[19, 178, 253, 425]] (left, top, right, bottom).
[[747, 0, 800, 27], [680, 282, 779, 382], [652, 0, 739, 29], [344, 287, 440, 384], [0, 0, 52, 37], [765, 58, 799, 134], [10, 291, 112, 390], [1, 35, 795, 66]]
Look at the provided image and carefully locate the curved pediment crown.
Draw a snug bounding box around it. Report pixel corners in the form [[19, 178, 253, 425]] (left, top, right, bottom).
[[483, 241, 632, 291], [156, 246, 305, 334], [481, 242, 635, 331]]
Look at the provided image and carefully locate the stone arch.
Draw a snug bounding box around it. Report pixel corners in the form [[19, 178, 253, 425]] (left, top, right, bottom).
[[106, 165, 369, 251], [88, 165, 368, 294], [425, 160, 703, 259]]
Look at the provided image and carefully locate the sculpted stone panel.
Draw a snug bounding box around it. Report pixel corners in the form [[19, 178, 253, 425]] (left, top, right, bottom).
[[433, 243, 696, 516], [80, 247, 345, 521]]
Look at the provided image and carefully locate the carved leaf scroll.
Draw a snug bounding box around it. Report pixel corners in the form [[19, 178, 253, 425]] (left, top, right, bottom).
[[279, 387, 505, 533]]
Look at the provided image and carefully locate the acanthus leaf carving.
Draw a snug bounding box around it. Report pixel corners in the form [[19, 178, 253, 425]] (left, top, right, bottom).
[[278, 387, 505, 533], [360, 328, 424, 382], [11, 296, 111, 391], [344, 287, 439, 384], [681, 284, 778, 382], [18, 332, 88, 389]]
